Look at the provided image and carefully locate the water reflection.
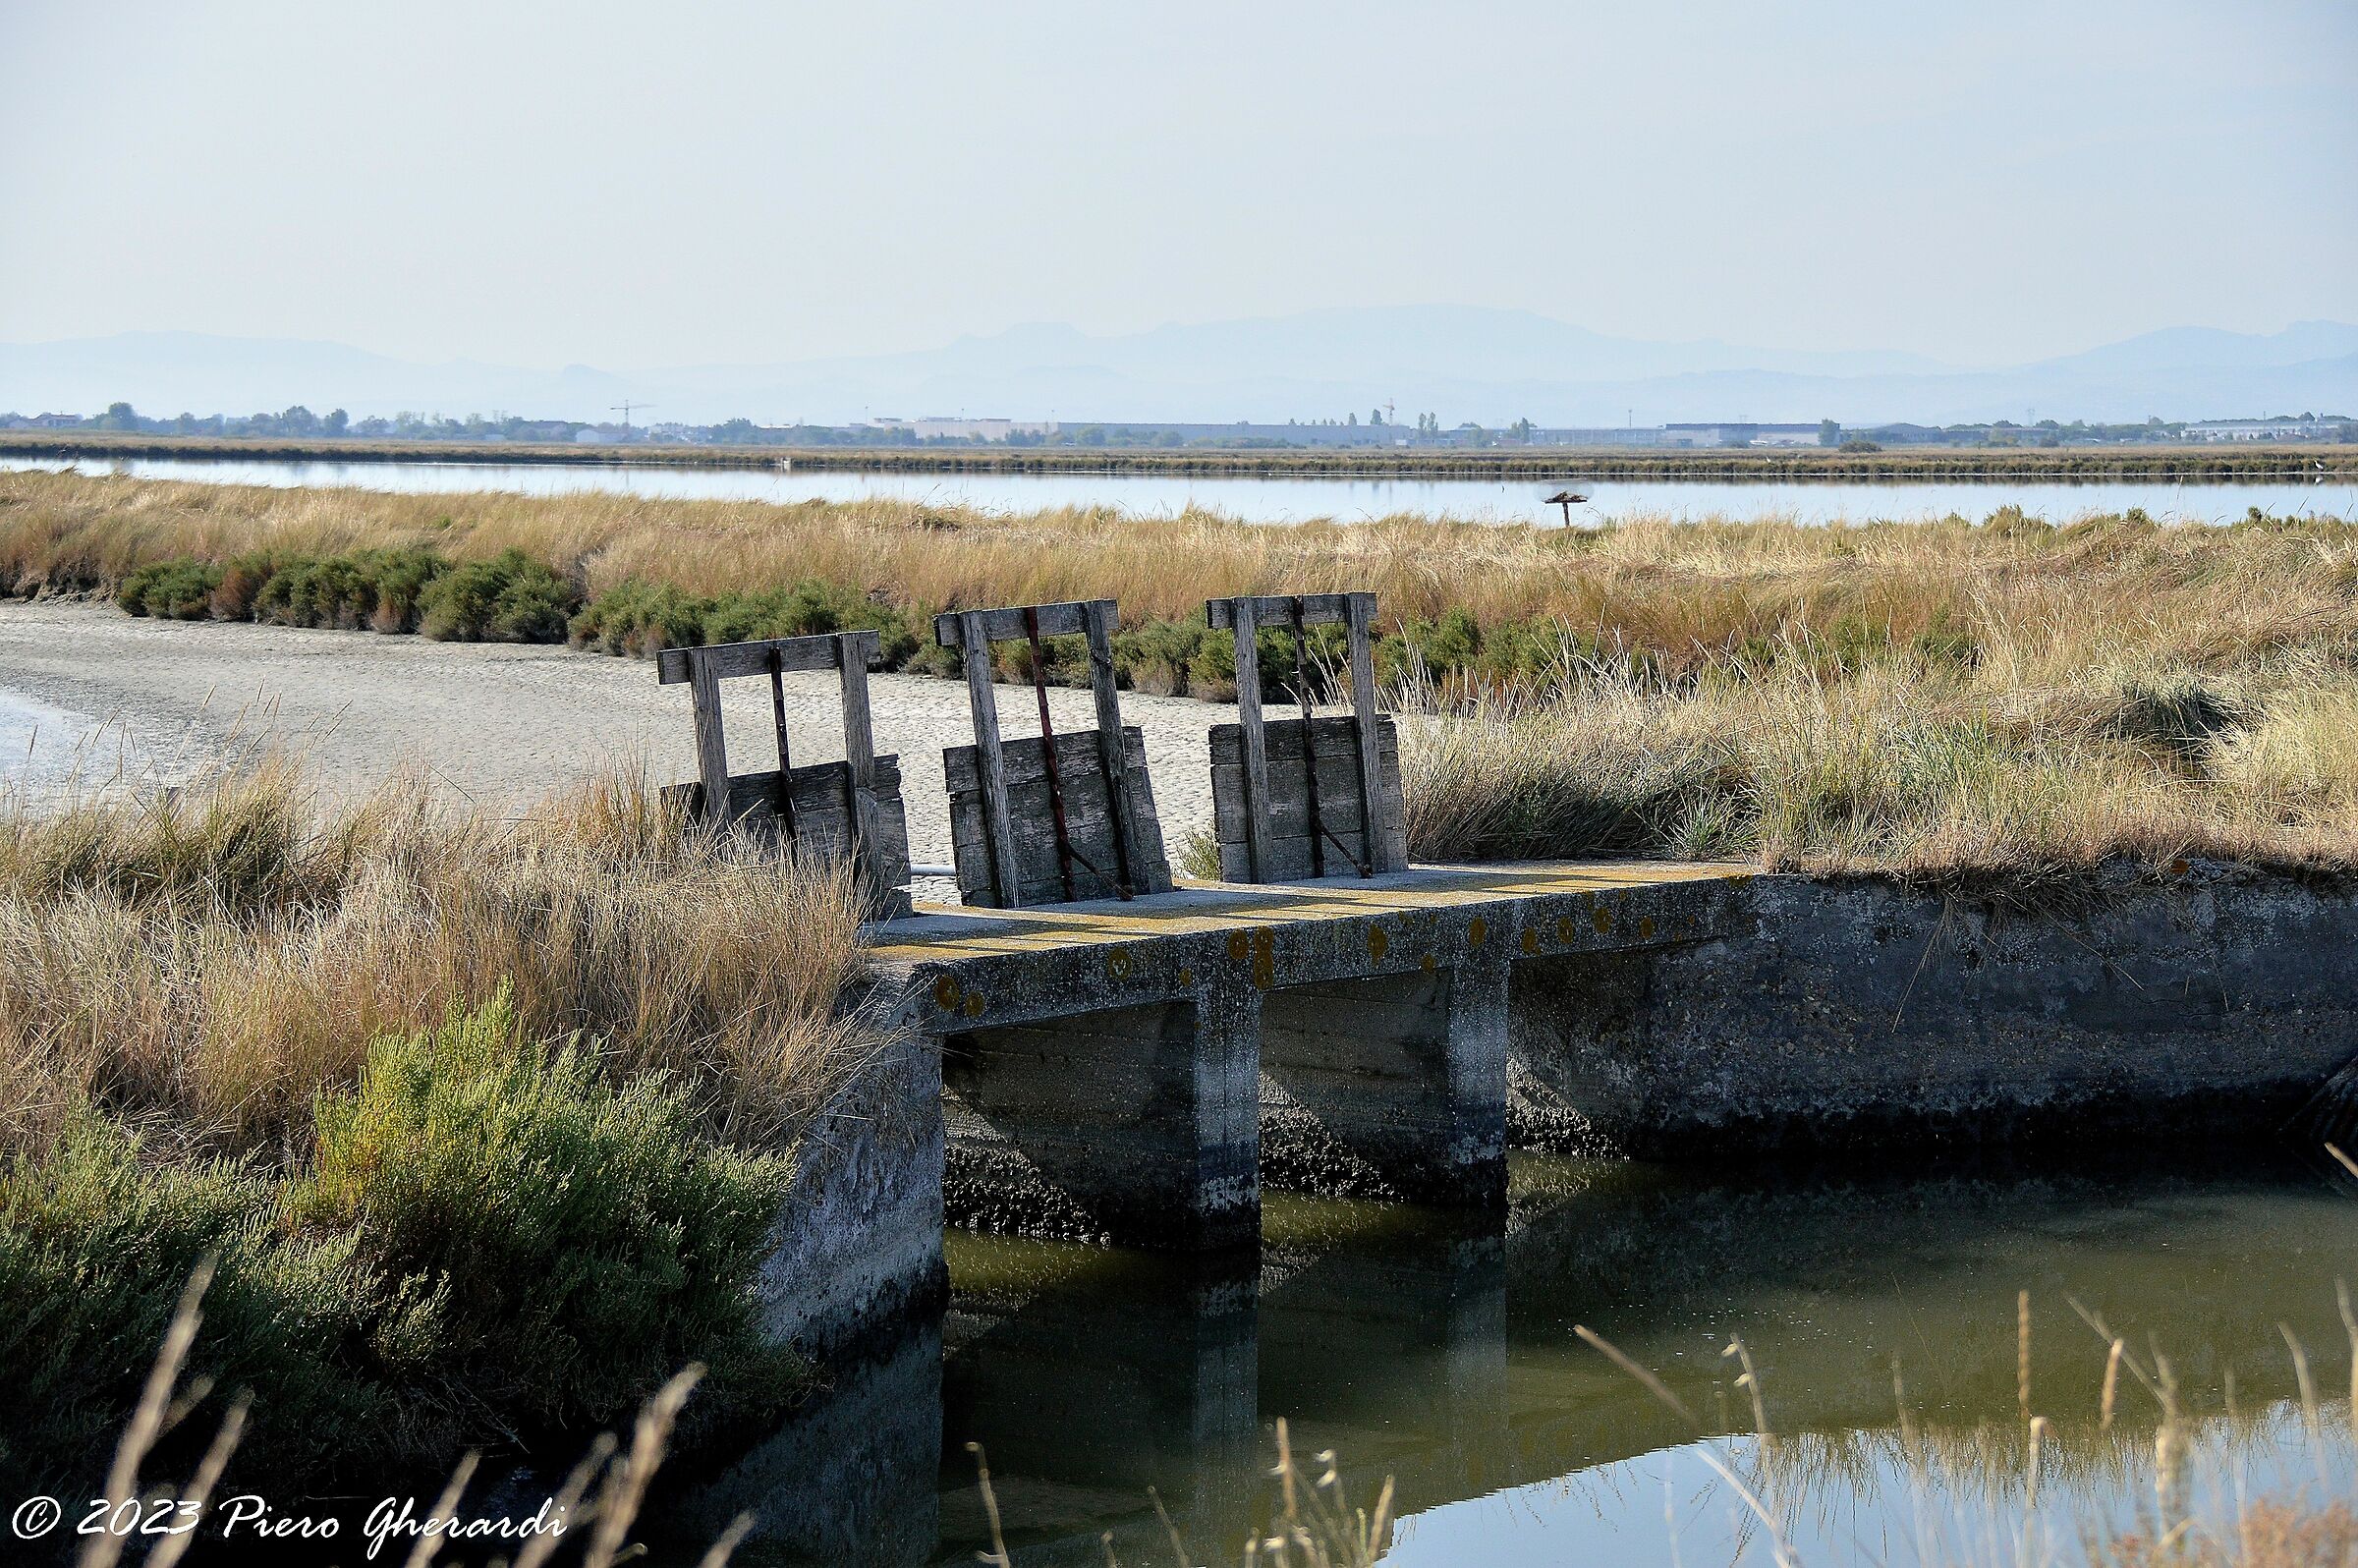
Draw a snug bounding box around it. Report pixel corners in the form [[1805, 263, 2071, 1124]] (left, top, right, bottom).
[[672, 1152, 2358, 1565]]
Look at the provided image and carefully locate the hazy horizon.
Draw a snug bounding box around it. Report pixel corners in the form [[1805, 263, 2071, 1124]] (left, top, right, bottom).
[[4, 0, 2353, 379]]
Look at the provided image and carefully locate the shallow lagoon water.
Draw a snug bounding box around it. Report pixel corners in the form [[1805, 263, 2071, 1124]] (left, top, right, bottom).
[[5, 453, 2353, 528], [0, 685, 139, 790], [653, 1151, 2358, 1565]]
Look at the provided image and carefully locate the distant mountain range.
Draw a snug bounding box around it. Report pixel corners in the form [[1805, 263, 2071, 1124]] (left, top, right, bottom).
[[5, 308, 2355, 428]]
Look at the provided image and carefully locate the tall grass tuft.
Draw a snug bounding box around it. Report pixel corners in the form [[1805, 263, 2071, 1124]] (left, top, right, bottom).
[[0, 761, 886, 1160]]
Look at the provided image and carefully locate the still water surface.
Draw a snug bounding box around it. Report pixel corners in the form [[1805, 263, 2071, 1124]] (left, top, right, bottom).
[[6, 454, 2354, 527], [650, 1152, 2358, 1565]]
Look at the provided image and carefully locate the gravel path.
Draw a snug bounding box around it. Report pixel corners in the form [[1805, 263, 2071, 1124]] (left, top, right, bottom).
[[0, 600, 1219, 892]]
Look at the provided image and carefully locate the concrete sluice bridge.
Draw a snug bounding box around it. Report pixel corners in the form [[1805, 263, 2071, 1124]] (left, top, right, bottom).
[[869, 862, 1754, 1249]]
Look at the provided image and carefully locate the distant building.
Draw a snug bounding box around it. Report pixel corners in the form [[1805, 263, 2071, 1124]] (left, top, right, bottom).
[[1663, 422, 1828, 448], [27, 413, 82, 428], [2181, 418, 2344, 442], [1530, 427, 1676, 447], [868, 417, 1059, 442]]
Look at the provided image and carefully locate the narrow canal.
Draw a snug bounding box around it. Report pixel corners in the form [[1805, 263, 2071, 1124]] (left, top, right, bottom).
[[647, 1148, 2358, 1565]]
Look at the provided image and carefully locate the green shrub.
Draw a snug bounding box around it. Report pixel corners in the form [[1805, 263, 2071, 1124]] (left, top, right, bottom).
[[298, 991, 797, 1433], [117, 558, 223, 619], [208, 550, 284, 619], [416, 548, 578, 642], [572, 576, 919, 666], [1114, 615, 1206, 695], [0, 1113, 421, 1493], [572, 578, 712, 655], [698, 579, 920, 666]]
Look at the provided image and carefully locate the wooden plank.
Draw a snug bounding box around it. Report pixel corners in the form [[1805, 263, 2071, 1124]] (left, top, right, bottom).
[[943, 728, 1171, 904], [688, 656, 731, 828], [661, 758, 911, 888], [931, 600, 1101, 647], [944, 724, 1156, 793], [1209, 714, 1399, 766], [1205, 591, 1370, 632], [657, 634, 857, 685], [1081, 599, 1143, 894], [1231, 596, 1272, 881], [1208, 714, 1404, 882], [1346, 592, 1397, 871], [959, 610, 1023, 908]]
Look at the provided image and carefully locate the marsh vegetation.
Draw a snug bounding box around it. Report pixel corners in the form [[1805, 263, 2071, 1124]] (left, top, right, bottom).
[[0, 763, 889, 1495], [12, 469, 2358, 888]]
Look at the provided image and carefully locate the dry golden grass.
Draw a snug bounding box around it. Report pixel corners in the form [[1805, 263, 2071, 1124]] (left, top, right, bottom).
[[14, 469, 2358, 881], [6, 466, 2351, 649], [1399, 639, 2358, 888], [0, 760, 885, 1164]]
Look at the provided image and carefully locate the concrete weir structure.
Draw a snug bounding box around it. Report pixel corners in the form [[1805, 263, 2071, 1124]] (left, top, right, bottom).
[[867, 863, 1753, 1249], [760, 853, 2358, 1365]]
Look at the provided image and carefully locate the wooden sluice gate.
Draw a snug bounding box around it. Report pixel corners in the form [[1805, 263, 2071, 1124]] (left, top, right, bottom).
[[656, 594, 1753, 1254]]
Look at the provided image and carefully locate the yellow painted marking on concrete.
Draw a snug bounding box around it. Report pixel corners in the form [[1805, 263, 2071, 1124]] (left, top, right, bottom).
[[962, 992, 985, 1017], [1252, 930, 1275, 990], [1592, 904, 1615, 933], [1105, 947, 1133, 981], [1467, 916, 1488, 947], [1638, 916, 1656, 939], [933, 975, 961, 1009], [1421, 952, 1437, 974], [866, 864, 1753, 965], [1176, 966, 1194, 986], [1227, 931, 1251, 962], [1554, 915, 1576, 944], [1367, 924, 1389, 961], [1520, 928, 1540, 955]]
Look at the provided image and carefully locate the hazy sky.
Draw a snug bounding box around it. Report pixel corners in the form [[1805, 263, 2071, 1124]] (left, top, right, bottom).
[[3, 0, 2352, 369]]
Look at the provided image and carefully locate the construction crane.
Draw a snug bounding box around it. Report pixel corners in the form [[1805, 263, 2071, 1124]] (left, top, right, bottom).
[[611, 400, 653, 437]]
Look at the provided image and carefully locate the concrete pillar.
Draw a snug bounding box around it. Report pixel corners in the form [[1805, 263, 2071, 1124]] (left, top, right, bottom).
[[756, 1030, 946, 1358], [1259, 943, 1510, 1207], [941, 981, 1263, 1251]]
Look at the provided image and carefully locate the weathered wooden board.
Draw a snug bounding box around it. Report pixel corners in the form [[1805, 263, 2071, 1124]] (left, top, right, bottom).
[[1208, 714, 1407, 881], [661, 756, 912, 892], [1205, 591, 1374, 632], [932, 600, 1106, 647], [944, 727, 1172, 907], [656, 629, 880, 685]]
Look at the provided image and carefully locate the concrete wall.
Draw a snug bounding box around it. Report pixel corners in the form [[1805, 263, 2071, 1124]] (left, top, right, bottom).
[[1512, 863, 2358, 1156], [756, 1030, 947, 1359]]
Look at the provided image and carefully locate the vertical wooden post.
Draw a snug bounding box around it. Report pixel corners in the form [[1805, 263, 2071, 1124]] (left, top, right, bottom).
[[1346, 591, 1385, 869], [959, 611, 1023, 907], [1231, 597, 1272, 882], [688, 649, 731, 828], [836, 631, 885, 887], [1082, 599, 1139, 894]]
